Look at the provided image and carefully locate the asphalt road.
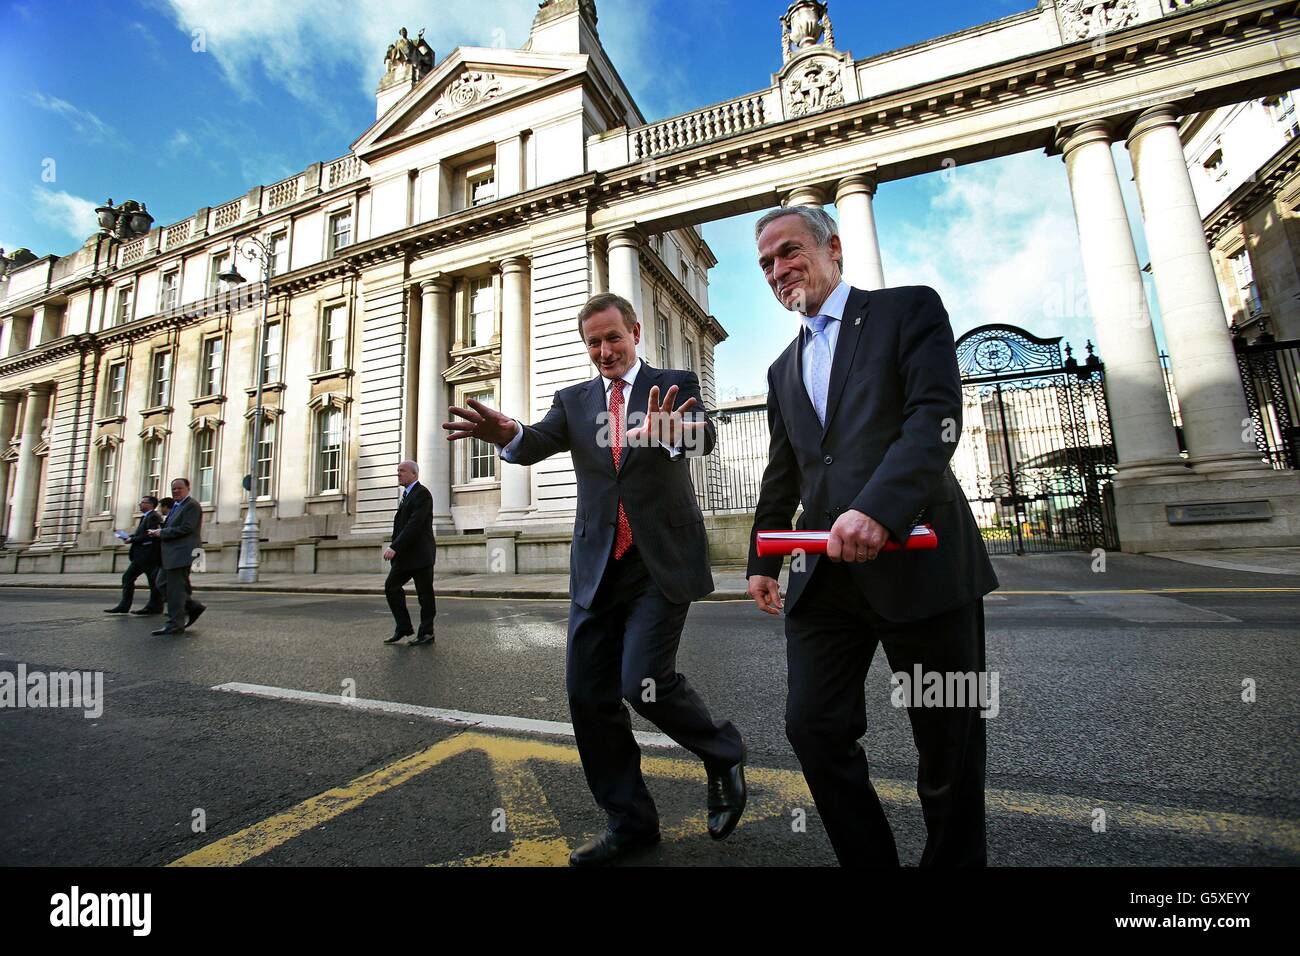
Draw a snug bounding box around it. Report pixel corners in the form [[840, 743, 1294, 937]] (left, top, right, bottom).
[[0, 567, 1296, 867]]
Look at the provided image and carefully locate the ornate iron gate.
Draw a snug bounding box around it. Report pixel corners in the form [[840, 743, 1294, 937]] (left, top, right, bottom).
[[954, 325, 1118, 555]]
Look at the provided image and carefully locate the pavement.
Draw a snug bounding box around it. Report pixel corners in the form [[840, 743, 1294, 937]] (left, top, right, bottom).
[[4, 547, 1300, 599]]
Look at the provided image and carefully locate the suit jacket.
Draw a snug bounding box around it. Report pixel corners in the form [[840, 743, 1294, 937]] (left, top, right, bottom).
[[509, 364, 716, 610], [390, 481, 436, 571], [746, 285, 999, 623], [158, 496, 203, 571], [127, 510, 162, 565]]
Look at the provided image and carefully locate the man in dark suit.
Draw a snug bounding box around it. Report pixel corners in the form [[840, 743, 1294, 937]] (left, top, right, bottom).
[[103, 494, 163, 615], [746, 206, 999, 867], [382, 460, 436, 646], [148, 477, 207, 636], [444, 292, 746, 866]]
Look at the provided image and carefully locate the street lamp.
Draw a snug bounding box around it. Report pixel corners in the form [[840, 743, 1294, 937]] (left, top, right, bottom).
[[218, 235, 273, 584]]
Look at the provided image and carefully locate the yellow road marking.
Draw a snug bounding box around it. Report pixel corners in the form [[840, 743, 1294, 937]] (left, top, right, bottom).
[[170, 729, 1300, 866]]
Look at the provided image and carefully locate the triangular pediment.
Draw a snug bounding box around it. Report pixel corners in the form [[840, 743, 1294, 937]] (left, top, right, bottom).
[[443, 353, 501, 383], [354, 48, 587, 158]]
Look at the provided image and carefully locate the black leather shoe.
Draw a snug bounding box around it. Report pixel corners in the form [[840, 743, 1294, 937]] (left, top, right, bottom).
[[568, 829, 660, 867], [152, 626, 185, 636], [104, 607, 129, 614], [409, 630, 435, 646], [132, 607, 162, 616], [384, 629, 413, 644], [706, 753, 748, 841], [186, 604, 207, 627]]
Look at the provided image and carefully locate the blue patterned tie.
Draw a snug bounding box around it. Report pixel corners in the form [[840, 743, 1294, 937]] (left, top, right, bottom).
[[808, 315, 832, 424]]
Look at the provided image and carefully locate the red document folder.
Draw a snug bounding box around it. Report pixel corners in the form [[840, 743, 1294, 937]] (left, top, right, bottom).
[[755, 524, 938, 557]]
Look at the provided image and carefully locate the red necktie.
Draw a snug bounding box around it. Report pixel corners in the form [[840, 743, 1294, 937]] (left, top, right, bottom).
[[609, 379, 633, 559]]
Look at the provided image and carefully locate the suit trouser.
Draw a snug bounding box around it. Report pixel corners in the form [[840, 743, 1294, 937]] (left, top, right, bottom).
[[566, 547, 744, 835], [117, 558, 162, 610], [784, 558, 987, 867], [160, 565, 200, 629], [385, 564, 436, 633]]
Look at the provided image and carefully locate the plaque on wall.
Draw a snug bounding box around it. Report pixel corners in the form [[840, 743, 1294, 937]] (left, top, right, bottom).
[[1166, 500, 1272, 525]]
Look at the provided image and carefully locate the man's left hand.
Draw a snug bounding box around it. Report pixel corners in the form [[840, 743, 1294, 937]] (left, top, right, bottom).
[[827, 509, 889, 562], [383, 547, 396, 561], [626, 384, 707, 449]]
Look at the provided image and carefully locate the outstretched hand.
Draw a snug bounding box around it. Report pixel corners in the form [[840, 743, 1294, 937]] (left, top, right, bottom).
[[443, 398, 518, 447], [625, 384, 708, 449]]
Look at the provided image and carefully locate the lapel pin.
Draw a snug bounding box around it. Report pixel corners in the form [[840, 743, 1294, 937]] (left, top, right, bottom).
[[855, 316, 862, 326]]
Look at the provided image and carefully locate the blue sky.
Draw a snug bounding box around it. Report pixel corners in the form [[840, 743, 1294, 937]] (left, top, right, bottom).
[[0, 0, 1163, 396]]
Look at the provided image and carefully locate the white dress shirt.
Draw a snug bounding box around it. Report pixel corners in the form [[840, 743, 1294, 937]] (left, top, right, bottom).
[[500, 358, 682, 461], [800, 279, 851, 413]]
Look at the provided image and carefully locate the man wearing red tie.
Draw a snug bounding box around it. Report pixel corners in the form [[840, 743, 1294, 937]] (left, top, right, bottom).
[[444, 292, 746, 866]]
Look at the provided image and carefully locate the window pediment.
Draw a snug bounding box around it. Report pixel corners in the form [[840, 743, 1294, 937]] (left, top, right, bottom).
[[444, 354, 501, 383]]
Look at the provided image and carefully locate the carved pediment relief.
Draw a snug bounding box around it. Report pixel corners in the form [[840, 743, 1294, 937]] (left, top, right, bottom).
[[779, 51, 852, 120], [443, 353, 501, 384], [1057, 0, 1140, 43], [433, 71, 505, 119]]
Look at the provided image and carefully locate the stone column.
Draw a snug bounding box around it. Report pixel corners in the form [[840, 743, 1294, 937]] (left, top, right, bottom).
[[1059, 120, 1186, 482], [834, 174, 886, 291], [417, 277, 453, 528], [6, 383, 51, 546], [607, 229, 645, 358], [497, 256, 532, 521], [1127, 105, 1267, 475], [587, 239, 608, 295], [784, 185, 826, 208], [0, 393, 18, 539]]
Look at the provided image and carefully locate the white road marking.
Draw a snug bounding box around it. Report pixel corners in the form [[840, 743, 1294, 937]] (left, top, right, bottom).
[[212, 681, 679, 749]]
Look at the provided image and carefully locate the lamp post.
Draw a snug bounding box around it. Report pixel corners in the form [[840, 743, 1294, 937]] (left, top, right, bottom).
[[218, 235, 273, 584], [94, 199, 154, 239]]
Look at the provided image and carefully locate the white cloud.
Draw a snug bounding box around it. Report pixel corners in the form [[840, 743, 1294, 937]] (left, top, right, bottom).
[[28, 92, 118, 144], [30, 188, 100, 243], [155, 0, 539, 120]]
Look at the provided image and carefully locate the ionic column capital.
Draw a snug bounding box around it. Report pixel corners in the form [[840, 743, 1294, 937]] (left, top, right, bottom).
[[1056, 119, 1115, 158], [1126, 104, 1182, 146], [835, 173, 877, 200]]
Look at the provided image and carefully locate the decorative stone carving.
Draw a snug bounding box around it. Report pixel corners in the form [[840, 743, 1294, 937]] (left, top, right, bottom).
[[382, 27, 435, 85], [1058, 0, 1139, 43], [432, 71, 504, 118], [781, 1, 834, 63], [782, 55, 845, 118]]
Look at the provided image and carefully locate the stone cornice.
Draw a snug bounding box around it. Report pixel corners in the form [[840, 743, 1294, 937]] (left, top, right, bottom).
[[1204, 133, 1300, 243]]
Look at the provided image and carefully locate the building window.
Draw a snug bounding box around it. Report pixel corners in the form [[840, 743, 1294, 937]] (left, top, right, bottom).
[[199, 336, 224, 396], [467, 164, 496, 207], [683, 336, 697, 373], [1265, 92, 1299, 140], [114, 285, 134, 326], [329, 210, 352, 255], [467, 276, 495, 348], [680, 261, 691, 297], [656, 311, 671, 368], [269, 230, 289, 277], [253, 417, 276, 499], [1230, 249, 1263, 316], [464, 388, 496, 482], [141, 437, 164, 499], [193, 428, 217, 504], [159, 269, 180, 312], [149, 350, 173, 407], [315, 406, 343, 494], [260, 320, 282, 383], [208, 252, 230, 297], [319, 304, 347, 371], [104, 360, 127, 417], [1203, 147, 1227, 182], [97, 444, 117, 514]]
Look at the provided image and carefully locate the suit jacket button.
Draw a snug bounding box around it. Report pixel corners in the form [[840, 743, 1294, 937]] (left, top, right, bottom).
[[823, 455, 833, 465]]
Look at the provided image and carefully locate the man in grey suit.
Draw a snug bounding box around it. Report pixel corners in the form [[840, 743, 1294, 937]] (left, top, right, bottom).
[[147, 477, 207, 636], [444, 292, 746, 867]]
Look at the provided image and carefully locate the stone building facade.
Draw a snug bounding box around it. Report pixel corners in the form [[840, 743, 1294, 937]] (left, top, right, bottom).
[[0, 0, 724, 575]]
